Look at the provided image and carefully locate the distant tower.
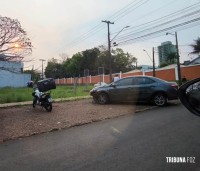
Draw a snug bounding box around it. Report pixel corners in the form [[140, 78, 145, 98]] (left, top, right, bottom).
[[158, 41, 177, 66]]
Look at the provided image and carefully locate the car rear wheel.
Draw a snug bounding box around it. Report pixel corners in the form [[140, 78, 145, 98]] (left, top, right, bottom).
[[153, 93, 167, 107], [97, 93, 109, 104]]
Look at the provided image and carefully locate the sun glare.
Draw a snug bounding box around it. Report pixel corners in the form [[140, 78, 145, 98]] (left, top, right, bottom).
[[14, 43, 19, 48]]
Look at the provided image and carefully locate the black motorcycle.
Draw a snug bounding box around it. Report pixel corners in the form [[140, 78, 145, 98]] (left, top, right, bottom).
[[32, 90, 53, 112], [32, 78, 56, 112]]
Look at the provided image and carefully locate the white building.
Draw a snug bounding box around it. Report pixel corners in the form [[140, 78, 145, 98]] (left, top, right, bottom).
[[0, 61, 31, 87], [158, 41, 177, 66], [184, 56, 200, 65]]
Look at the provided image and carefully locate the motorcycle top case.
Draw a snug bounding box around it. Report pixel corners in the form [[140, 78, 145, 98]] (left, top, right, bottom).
[[37, 78, 56, 92]]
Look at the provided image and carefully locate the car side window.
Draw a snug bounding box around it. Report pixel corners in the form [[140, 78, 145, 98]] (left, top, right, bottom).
[[133, 77, 155, 85], [115, 78, 133, 86], [132, 78, 144, 85], [144, 78, 155, 84]]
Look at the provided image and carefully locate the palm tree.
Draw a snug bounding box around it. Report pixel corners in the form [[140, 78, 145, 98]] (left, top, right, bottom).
[[190, 37, 200, 55]]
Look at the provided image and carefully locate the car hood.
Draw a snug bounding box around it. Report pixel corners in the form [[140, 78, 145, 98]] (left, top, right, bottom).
[[91, 84, 111, 92]]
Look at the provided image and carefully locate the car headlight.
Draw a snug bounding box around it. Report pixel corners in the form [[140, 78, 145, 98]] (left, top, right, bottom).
[[90, 87, 98, 94]]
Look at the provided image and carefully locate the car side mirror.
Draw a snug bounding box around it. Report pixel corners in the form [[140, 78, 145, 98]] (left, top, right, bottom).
[[178, 77, 200, 117]]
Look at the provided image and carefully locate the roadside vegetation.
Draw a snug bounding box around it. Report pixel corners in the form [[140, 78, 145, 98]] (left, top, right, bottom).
[[0, 85, 93, 104]]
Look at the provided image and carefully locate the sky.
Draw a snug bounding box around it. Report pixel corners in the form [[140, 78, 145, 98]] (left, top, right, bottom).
[[0, 0, 200, 71]]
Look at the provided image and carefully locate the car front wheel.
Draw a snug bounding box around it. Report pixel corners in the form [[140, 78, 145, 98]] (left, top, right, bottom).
[[153, 93, 167, 107], [93, 97, 98, 103], [97, 93, 109, 104]]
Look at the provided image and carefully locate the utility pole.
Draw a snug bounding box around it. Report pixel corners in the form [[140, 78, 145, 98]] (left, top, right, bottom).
[[152, 47, 156, 77], [175, 32, 182, 86], [31, 65, 34, 80], [39, 59, 46, 80], [102, 20, 114, 82], [143, 49, 156, 77], [166, 32, 182, 86]]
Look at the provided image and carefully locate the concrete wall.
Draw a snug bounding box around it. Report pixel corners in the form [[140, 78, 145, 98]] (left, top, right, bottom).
[[0, 61, 23, 73], [181, 64, 200, 80], [0, 69, 31, 87], [0, 61, 31, 87], [54, 64, 200, 85]]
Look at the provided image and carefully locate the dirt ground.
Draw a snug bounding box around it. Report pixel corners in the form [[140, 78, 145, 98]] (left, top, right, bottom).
[[0, 99, 155, 143]]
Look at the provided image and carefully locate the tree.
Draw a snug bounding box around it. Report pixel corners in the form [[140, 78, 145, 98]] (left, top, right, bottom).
[[111, 48, 137, 73], [63, 48, 100, 77], [45, 58, 67, 78], [66, 53, 83, 77], [167, 52, 177, 64], [24, 69, 40, 82], [159, 52, 177, 67], [190, 37, 200, 55], [97, 45, 110, 74], [59, 53, 69, 63], [81, 48, 100, 75], [97, 46, 137, 74], [45, 46, 138, 78], [0, 16, 32, 61], [160, 62, 169, 68]]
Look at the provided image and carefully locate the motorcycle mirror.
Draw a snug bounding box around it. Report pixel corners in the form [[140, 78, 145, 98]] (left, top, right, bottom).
[[178, 77, 200, 117]]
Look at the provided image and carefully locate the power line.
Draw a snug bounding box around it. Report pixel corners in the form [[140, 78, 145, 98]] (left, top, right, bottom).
[[114, 3, 200, 42], [118, 17, 200, 46], [111, 0, 186, 34], [60, 1, 200, 54], [112, 0, 150, 22], [111, 0, 177, 35], [63, 0, 149, 49], [115, 12, 200, 43], [93, 1, 200, 50]]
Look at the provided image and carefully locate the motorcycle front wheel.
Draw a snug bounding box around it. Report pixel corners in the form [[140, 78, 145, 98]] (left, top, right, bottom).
[[44, 103, 52, 112], [33, 97, 37, 108]]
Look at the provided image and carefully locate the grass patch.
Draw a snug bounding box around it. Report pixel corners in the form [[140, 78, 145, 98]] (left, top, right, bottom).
[[0, 85, 93, 104]]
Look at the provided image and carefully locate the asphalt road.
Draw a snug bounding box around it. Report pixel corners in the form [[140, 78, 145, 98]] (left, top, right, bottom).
[[0, 102, 200, 171]]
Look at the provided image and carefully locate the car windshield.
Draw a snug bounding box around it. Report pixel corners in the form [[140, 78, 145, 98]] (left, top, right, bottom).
[[0, 1, 199, 171]]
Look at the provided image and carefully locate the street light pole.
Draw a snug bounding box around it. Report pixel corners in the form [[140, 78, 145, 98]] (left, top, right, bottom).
[[166, 32, 182, 86], [111, 26, 130, 42], [39, 59, 46, 80], [143, 49, 156, 77]]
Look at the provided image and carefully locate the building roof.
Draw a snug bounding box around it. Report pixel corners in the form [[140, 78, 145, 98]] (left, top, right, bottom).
[[0, 54, 23, 61], [125, 69, 142, 74], [124, 64, 183, 74], [185, 56, 200, 65]]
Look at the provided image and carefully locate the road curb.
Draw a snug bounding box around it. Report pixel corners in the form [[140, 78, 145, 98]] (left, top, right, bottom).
[[0, 96, 91, 108]]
